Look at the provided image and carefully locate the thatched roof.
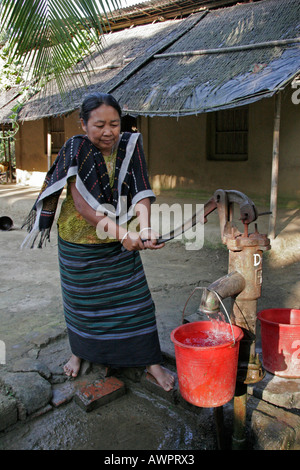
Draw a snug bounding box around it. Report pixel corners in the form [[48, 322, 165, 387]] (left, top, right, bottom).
[[1, 0, 299, 122], [0, 87, 22, 124], [112, 0, 300, 116], [7, 14, 194, 121]]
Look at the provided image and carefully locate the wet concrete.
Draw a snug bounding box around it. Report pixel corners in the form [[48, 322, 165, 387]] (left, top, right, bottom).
[[0, 379, 218, 451]]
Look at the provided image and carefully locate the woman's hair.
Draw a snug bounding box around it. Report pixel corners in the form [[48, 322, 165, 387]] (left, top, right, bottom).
[[80, 92, 122, 124]]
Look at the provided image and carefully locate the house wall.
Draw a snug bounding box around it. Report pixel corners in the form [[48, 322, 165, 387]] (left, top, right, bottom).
[[278, 87, 300, 201], [144, 88, 300, 202], [15, 111, 83, 186], [15, 119, 46, 186], [64, 110, 82, 141], [14, 88, 300, 202]]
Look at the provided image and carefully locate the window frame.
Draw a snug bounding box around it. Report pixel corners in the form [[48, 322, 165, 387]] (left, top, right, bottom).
[[45, 116, 65, 154], [207, 106, 249, 161]]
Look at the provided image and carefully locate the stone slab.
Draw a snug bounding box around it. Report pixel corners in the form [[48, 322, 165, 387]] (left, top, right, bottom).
[[249, 372, 300, 410], [248, 396, 300, 450], [12, 358, 51, 380], [0, 372, 52, 418], [0, 392, 18, 432]]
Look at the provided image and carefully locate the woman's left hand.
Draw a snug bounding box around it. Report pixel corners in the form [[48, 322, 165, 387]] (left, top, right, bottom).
[[140, 229, 165, 250]]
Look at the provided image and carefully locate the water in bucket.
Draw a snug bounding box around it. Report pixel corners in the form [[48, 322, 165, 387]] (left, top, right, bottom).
[[182, 328, 233, 348], [183, 311, 233, 347]]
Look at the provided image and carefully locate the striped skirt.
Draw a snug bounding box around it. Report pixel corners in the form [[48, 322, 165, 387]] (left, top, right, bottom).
[[58, 236, 163, 367]]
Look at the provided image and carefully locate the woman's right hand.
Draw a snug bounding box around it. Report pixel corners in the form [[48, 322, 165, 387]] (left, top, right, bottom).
[[121, 231, 145, 251]]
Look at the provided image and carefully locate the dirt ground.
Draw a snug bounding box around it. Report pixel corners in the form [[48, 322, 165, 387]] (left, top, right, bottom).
[[0, 184, 300, 450]]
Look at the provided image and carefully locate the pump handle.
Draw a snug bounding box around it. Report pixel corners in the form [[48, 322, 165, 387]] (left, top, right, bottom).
[[156, 189, 258, 244]]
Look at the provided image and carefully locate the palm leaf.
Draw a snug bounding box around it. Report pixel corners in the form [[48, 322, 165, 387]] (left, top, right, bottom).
[[0, 0, 121, 94]]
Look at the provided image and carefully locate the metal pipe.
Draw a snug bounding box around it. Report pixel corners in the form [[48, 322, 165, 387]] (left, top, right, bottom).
[[200, 271, 245, 315], [232, 383, 248, 450], [214, 406, 225, 450]]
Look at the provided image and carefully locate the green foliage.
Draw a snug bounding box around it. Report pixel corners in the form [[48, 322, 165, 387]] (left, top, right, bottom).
[[0, 0, 121, 175], [0, 0, 121, 94]]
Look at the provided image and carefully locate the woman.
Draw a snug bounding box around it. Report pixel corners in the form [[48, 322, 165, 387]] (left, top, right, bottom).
[[22, 92, 174, 392]]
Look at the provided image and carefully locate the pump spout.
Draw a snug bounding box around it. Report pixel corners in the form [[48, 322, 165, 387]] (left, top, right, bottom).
[[199, 271, 246, 315]]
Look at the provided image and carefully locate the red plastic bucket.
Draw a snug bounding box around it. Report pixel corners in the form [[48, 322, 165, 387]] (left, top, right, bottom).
[[258, 308, 300, 378], [171, 321, 243, 408]]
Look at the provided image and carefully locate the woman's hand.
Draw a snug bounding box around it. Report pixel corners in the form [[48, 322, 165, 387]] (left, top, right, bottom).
[[139, 228, 165, 250], [121, 232, 145, 251], [121, 230, 165, 251]]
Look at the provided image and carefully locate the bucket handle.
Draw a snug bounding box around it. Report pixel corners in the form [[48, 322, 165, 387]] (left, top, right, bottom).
[[182, 287, 236, 345]]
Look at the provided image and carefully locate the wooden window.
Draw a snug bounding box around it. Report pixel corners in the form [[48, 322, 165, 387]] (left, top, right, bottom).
[[47, 117, 65, 153], [207, 107, 248, 161]]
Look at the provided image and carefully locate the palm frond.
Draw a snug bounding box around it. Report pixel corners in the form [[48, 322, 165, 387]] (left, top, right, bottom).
[[0, 0, 121, 95]]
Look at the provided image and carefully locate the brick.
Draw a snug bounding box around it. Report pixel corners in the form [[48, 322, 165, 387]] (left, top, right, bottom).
[[74, 376, 126, 412], [120, 367, 144, 383], [51, 376, 92, 407], [91, 363, 114, 377], [78, 360, 92, 376], [51, 382, 75, 408]]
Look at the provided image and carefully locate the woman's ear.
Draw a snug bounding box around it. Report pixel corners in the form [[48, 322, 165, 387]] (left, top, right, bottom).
[[80, 118, 87, 133]]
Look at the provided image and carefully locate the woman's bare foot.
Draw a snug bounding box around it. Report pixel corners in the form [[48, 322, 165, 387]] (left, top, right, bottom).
[[146, 364, 175, 391], [64, 354, 81, 377]]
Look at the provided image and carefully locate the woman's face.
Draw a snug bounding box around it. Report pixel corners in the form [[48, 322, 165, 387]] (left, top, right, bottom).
[[81, 104, 121, 155]]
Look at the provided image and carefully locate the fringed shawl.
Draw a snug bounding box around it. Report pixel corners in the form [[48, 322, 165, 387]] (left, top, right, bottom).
[[21, 132, 155, 248]]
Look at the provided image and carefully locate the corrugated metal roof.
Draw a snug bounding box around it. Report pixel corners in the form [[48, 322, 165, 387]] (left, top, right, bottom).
[[1, 0, 299, 122]]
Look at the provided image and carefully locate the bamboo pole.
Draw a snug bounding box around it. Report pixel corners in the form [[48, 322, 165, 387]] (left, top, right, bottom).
[[268, 92, 282, 239], [154, 37, 300, 59], [7, 134, 12, 183], [1, 124, 8, 183]]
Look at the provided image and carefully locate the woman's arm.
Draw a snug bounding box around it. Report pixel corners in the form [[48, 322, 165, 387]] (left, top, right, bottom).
[[70, 182, 144, 251], [135, 198, 165, 250]]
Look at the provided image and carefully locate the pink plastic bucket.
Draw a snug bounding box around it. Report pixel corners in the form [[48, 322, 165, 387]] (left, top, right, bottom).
[[258, 308, 300, 378]]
